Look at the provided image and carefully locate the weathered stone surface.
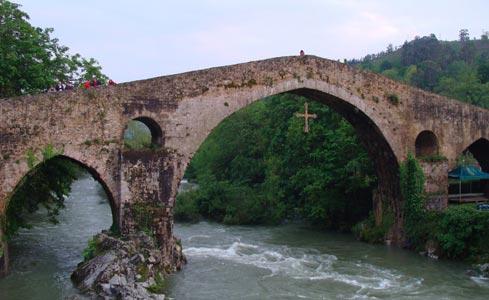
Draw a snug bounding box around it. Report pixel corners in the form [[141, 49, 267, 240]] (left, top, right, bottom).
[[420, 161, 450, 210], [0, 55, 488, 275], [71, 231, 184, 299]]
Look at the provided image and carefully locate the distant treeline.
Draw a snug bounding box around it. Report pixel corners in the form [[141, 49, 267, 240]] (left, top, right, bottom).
[[348, 30, 489, 109]]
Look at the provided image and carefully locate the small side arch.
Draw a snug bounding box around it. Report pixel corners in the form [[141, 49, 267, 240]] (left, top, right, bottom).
[[464, 138, 489, 171], [415, 130, 439, 157], [450, 138, 489, 198], [124, 116, 164, 148]]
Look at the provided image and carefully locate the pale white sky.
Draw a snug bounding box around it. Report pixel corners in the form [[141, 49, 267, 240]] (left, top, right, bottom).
[[15, 0, 488, 82]]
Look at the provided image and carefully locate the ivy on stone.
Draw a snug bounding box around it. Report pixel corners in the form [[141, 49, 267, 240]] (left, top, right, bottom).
[[400, 153, 426, 248]]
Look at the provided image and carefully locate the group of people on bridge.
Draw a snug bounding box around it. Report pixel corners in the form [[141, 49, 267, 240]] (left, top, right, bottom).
[[82, 77, 116, 89], [46, 76, 116, 93]]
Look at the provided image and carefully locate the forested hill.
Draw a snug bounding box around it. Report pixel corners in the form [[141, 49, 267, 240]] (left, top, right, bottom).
[[348, 30, 489, 109]]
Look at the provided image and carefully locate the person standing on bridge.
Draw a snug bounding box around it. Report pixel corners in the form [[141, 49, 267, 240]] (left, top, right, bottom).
[[90, 76, 98, 87]]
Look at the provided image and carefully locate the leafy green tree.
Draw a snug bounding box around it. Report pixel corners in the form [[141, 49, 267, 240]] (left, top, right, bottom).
[[459, 29, 470, 42], [0, 0, 106, 97], [401, 35, 441, 66], [411, 60, 441, 91], [460, 40, 476, 64], [379, 60, 393, 72], [437, 70, 489, 109], [477, 58, 489, 84]]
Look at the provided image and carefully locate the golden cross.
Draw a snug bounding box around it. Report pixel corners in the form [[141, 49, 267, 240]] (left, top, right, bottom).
[[295, 102, 317, 133]]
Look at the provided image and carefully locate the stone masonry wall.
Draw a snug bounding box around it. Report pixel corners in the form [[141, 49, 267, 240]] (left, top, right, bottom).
[[420, 161, 449, 210], [120, 149, 184, 267]]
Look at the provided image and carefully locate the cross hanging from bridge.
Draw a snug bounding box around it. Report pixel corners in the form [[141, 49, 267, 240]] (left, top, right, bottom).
[[295, 102, 317, 133]]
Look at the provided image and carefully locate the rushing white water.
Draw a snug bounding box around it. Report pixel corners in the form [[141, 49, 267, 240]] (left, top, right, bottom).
[[168, 222, 489, 299], [1, 177, 489, 299]]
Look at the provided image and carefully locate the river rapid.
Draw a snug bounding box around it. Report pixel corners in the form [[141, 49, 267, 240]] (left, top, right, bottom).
[[1, 177, 489, 299]]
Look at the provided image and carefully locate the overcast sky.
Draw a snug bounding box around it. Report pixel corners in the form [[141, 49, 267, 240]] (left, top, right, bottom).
[[15, 0, 488, 82]]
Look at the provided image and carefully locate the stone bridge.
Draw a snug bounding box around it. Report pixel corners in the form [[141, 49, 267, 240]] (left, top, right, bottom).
[[1, 55, 488, 275]]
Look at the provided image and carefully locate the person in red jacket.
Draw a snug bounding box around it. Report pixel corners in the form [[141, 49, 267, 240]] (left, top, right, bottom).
[[83, 80, 90, 89]]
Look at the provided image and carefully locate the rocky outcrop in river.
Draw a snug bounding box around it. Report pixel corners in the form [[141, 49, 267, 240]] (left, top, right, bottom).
[[71, 231, 186, 299]]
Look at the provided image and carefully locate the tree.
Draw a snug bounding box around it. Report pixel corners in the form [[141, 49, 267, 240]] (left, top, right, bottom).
[[401, 35, 441, 66], [0, 0, 106, 98], [459, 29, 470, 42], [411, 60, 442, 91], [379, 60, 393, 72], [477, 58, 489, 84], [460, 40, 476, 64], [482, 31, 489, 41]]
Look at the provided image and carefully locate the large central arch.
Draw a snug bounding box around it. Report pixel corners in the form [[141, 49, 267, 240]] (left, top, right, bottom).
[[171, 84, 402, 241]]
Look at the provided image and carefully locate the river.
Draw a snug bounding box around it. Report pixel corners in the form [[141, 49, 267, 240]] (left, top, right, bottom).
[[0, 177, 488, 299]]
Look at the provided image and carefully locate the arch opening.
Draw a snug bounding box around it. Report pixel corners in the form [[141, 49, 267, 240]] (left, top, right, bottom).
[[176, 89, 401, 238], [449, 138, 489, 199], [4, 154, 117, 238], [465, 138, 489, 172], [415, 130, 439, 157], [0, 154, 116, 295], [124, 117, 163, 149]]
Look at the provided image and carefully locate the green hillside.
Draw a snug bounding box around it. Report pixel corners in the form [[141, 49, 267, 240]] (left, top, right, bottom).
[[348, 30, 489, 108]]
